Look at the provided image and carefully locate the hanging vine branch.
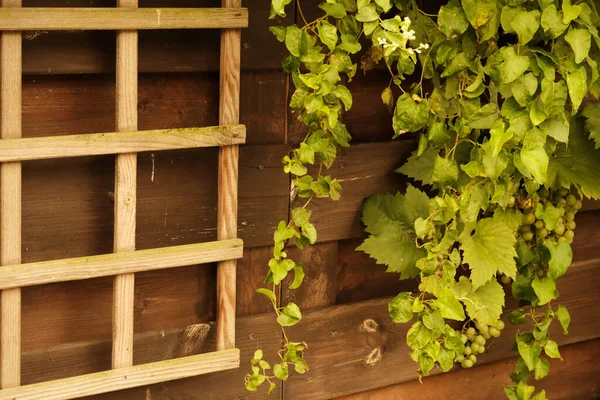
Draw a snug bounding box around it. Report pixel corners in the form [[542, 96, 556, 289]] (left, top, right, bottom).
[[246, 0, 600, 398]]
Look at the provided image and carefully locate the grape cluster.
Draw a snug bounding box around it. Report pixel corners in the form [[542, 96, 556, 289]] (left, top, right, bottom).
[[518, 187, 582, 245], [455, 320, 505, 368]]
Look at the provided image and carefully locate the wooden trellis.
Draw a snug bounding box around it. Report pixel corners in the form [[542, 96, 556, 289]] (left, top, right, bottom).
[[0, 3, 247, 399]]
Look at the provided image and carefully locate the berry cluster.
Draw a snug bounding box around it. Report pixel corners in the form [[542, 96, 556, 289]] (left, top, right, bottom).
[[455, 320, 505, 368], [519, 187, 582, 244]]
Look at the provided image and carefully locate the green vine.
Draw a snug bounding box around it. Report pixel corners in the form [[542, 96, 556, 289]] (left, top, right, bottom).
[[245, 0, 600, 398]]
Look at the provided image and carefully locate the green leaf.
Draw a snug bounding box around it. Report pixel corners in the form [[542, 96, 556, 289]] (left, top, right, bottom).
[[270, 0, 293, 18], [292, 207, 311, 226], [432, 287, 466, 321], [441, 52, 472, 78], [461, 0, 498, 29], [393, 94, 430, 135], [256, 288, 276, 302], [534, 358, 550, 380], [432, 156, 459, 186], [437, 346, 455, 372], [381, 87, 394, 112], [423, 310, 445, 334], [511, 9, 540, 45], [547, 118, 600, 199], [534, 203, 560, 231], [438, 4, 470, 38], [273, 363, 289, 380], [516, 381, 536, 400], [319, 2, 347, 18], [518, 340, 541, 371], [406, 321, 433, 349], [463, 279, 505, 325], [318, 20, 338, 52], [546, 240, 572, 280], [460, 218, 517, 289], [567, 66, 588, 112], [532, 277, 557, 305], [583, 101, 600, 148], [540, 112, 570, 143], [555, 305, 571, 334], [541, 5, 569, 38], [289, 265, 305, 289], [277, 302, 302, 326], [565, 27, 592, 64], [562, 0, 582, 24], [357, 188, 429, 279], [466, 103, 499, 129], [507, 308, 527, 325], [495, 47, 530, 84], [285, 26, 306, 58], [419, 353, 435, 376], [269, 26, 287, 42], [544, 339, 562, 359], [489, 119, 512, 156], [268, 382, 276, 394], [397, 147, 437, 185], [389, 292, 414, 323], [269, 258, 295, 285], [532, 390, 549, 400], [520, 147, 549, 184], [356, 4, 378, 22]]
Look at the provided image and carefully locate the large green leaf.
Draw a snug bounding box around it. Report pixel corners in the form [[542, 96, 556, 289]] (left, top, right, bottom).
[[462, 0, 498, 29], [583, 100, 600, 148], [397, 146, 437, 185], [566, 66, 588, 112], [432, 287, 466, 321], [548, 118, 600, 199], [511, 9, 540, 45], [438, 3, 470, 38], [357, 187, 430, 279], [565, 27, 592, 64], [460, 218, 517, 289], [393, 94, 430, 135], [540, 5, 569, 38], [463, 279, 505, 325]]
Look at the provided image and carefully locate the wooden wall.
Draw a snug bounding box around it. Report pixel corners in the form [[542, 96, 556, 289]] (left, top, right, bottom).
[[8, 0, 600, 399]]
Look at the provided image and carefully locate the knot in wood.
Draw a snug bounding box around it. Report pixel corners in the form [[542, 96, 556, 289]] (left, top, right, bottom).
[[361, 318, 379, 333], [364, 347, 383, 365]]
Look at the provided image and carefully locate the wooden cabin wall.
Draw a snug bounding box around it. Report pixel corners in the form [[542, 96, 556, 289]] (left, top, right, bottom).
[[9, 0, 600, 399]]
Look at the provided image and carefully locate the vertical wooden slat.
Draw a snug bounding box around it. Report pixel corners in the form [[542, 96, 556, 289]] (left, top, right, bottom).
[[216, 0, 242, 350], [0, 0, 22, 388], [112, 0, 138, 369]]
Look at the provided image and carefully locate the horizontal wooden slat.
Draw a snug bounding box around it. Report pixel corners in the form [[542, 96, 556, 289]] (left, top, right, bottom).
[[0, 125, 245, 162], [339, 339, 600, 400], [0, 8, 248, 30], [0, 238, 243, 290], [0, 348, 239, 400]]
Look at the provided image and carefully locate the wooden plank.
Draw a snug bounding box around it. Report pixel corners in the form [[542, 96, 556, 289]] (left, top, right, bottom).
[[282, 256, 600, 399], [294, 141, 413, 243], [336, 238, 418, 305], [236, 246, 279, 317], [0, 8, 248, 31], [19, 1, 290, 74], [338, 339, 600, 400], [0, 239, 243, 290], [16, 256, 600, 399], [0, 0, 22, 388], [0, 349, 240, 400], [216, 0, 242, 351], [0, 125, 246, 162], [113, 0, 138, 370]]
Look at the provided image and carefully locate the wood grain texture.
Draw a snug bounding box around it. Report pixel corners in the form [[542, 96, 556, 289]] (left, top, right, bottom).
[[0, 239, 243, 290], [0, 0, 22, 388], [216, 0, 242, 352], [0, 8, 248, 30], [0, 349, 240, 400], [338, 339, 600, 400], [0, 125, 246, 162], [13, 255, 600, 399], [113, 0, 138, 370], [282, 256, 600, 399], [19, 1, 290, 74]]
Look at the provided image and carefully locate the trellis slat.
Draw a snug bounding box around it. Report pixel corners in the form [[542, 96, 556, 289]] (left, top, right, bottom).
[[216, 0, 242, 351], [0, 8, 248, 30], [0, 125, 246, 162], [0, 349, 239, 400], [0, 0, 22, 388], [112, 0, 138, 370], [0, 239, 243, 290]]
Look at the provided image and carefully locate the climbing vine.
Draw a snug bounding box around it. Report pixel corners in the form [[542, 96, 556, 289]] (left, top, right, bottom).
[[245, 0, 600, 398]]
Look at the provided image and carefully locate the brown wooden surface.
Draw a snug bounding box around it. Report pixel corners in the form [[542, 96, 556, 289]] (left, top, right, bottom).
[[338, 339, 600, 400], [0, 0, 23, 387], [19, 0, 289, 74], [12, 252, 600, 399]]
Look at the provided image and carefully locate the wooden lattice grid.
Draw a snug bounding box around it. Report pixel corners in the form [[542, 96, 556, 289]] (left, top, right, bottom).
[[0, 3, 247, 399]]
